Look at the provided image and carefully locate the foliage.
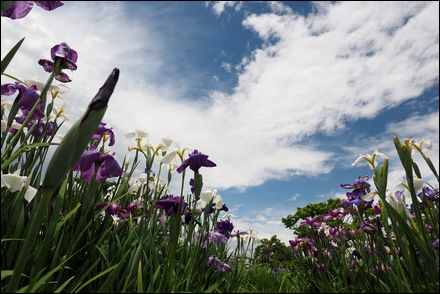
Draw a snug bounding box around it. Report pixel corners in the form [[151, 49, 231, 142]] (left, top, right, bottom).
[[254, 235, 293, 267]]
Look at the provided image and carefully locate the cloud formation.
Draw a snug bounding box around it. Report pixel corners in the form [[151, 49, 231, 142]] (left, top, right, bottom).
[[1, 2, 438, 192]]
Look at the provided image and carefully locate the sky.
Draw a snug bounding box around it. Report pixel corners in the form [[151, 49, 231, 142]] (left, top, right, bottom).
[[1, 1, 439, 244]]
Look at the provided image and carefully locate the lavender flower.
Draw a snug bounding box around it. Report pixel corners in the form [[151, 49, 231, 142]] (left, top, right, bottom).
[[38, 42, 78, 83], [176, 150, 216, 173], [1, 1, 63, 19]]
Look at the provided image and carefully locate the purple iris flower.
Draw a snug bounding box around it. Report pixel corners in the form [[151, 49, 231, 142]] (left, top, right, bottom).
[[352, 250, 362, 260], [215, 220, 234, 238], [373, 204, 381, 214], [357, 220, 375, 235], [73, 148, 122, 182], [92, 122, 115, 146], [328, 227, 339, 237], [2, 83, 44, 124], [176, 150, 216, 173], [209, 231, 228, 244], [207, 256, 231, 272], [38, 42, 78, 83], [433, 239, 439, 250], [418, 187, 439, 201], [340, 176, 370, 190], [156, 195, 187, 216], [1, 1, 63, 19], [300, 217, 321, 227], [184, 212, 192, 225], [31, 121, 56, 138], [322, 209, 344, 221], [96, 201, 137, 219], [341, 176, 372, 208], [96, 201, 109, 211], [220, 204, 229, 212], [106, 202, 120, 215]]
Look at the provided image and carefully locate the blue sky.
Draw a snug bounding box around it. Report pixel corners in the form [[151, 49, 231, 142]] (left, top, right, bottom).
[[1, 1, 439, 243]]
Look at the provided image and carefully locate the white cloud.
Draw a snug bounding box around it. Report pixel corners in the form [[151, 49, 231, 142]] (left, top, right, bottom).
[[288, 194, 300, 201], [345, 111, 439, 189], [1, 2, 438, 192], [209, 1, 242, 16], [207, 1, 292, 16], [232, 206, 294, 244], [221, 61, 232, 72]]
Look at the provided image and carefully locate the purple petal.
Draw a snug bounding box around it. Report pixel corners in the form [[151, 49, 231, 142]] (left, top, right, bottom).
[[38, 59, 54, 72], [55, 72, 71, 83], [81, 162, 96, 182], [340, 183, 354, 189], [1, 83, 19, 95], [1, 1, 34, 19], [96, 153, 122, 181], [17, 84, 40, 111], [176, 159, 190, 173], [51, 42, 78, 65], [74, 148, 101, 172], [34, 1, 64, 11]]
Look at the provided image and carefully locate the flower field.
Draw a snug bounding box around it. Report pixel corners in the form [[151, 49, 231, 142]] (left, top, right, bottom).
[[1, 2, 439, 293]]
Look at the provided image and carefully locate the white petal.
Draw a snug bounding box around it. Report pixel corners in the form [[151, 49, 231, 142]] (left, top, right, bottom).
[[111, 215, 121, 223], [413, 177, 424, 193], [196, 199, 206, 213], [362, 191, 376, 202], [214, 195, 224, 209], [161, 137, 173, 148], [200, 190, 214, 202], [2, 174, 27, 192], [135, 129, 148, 138], [10, 120, 21, 130], [352, 155, 367, 167], [373, 150, 388, 160], [138, 173, 149, 183], [24, 79, 45, 91], [24, 185, 38, 203], [124, 132, 136, 138], [161, 151, 177, 164]]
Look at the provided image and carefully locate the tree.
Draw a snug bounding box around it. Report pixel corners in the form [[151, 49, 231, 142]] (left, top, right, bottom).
[[254, 235, 293, 266]]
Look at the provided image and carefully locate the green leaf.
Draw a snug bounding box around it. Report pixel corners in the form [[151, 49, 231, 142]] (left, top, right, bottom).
[[74, 263, 120, 293], [137, 260, 144, 293], [1, 37, 24, 75], [53, 276, 76, 293], [1, 270, 14, 281]]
